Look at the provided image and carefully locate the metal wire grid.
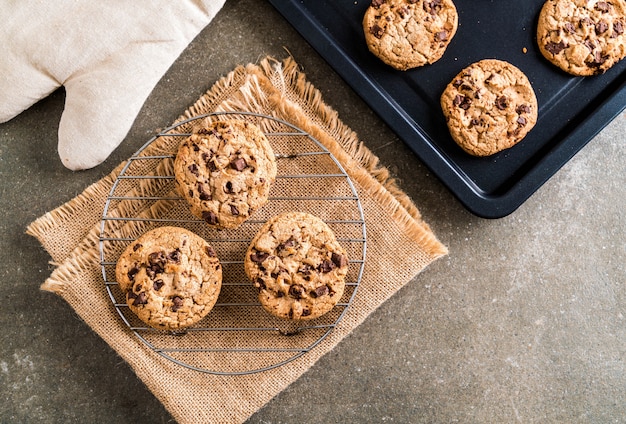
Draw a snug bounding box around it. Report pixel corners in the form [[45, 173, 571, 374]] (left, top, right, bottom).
[[98, 112, 367, 375]]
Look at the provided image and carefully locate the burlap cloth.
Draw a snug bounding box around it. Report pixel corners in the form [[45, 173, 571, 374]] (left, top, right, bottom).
[[26, 57, 448, 424]]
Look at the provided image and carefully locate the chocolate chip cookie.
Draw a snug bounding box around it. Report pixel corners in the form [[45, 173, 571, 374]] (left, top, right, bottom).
[[440, 59, 538, 156], [537, 0, 626, 76], [115, 226, 222, 330], [362, 0, 458, 70], [244, 212, 349, 321], [174, 119, 277, 229]]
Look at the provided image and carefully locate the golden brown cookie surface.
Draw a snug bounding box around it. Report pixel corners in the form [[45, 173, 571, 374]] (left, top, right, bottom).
[[440, 59, 538, 157], [362, 0, 458, 70], [244, 212, 348, 321], [174, 120, 277, 229], [115, 226, 222, 330], [537, 0, 626, 76]]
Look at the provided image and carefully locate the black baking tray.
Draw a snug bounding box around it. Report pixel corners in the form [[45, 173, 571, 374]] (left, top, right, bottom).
[[268, 0, 626, 218]]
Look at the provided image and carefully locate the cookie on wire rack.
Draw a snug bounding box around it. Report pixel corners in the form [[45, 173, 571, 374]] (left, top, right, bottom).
[[115, 226, 222, 331], [244, 211, 349, 321], [174, 119, 277, 229]]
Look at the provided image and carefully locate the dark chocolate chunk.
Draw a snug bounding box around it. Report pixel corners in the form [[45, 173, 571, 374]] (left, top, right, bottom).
[[205, 245, 217, 257], [127, 267, 139, 281], [453, 94, 472, 110], [197, 182, 212, 201], [230, 157, 247, 171], [224, 181, 234, 194], [314, 285, 330, 298], [254, 277, 266, 291], [370, 24, 384, 39], [319, 260, 335, 273], [153, 279, 164, 291], [250, 251, 269, 263], [167, 249, 181, 263], [331, 252, 348, 268], [614, 21, 624, 35], [188, 164, 199, 176], [229, 205, 239, 216], [371, 0, 385, 8], [288, 284, 304, 299], [171, 296, 183, 312], [133, 292, 148, 306], [596, 21, 609, 35], [495, 96, 509, 110], [595, 1, 610, 13], [516, 104, 531, 114], [564, 22, 576, 34], [517, 116, 527, 126], [545, 41, 567, 55], [202, 211, 219, 225], [435, 30, 448, 41]]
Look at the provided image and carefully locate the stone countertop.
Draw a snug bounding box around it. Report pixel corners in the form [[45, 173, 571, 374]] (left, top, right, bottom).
[[1, 0, 624, 422]]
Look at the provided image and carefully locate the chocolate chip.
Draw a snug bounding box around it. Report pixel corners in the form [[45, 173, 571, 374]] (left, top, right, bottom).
[[201, 152, 213, 164], [127, 267, 139, 281], [187, 164, 199, 176], [423, 0, 443, 14], [371, 0, 385, 7], [149, 251, 166, 266], [545, 41, 567, 55], [196, 128, 210, 135], [516, 104, 531, 114], [230, 157, 247, 171], [614, 21, 624, 35], [205, 245, 217, 257], [197, 182, 212, 201], [517, 116, 527, 126], [331, 252, 348, 268], [188, 189, 194, 198], [319, 260, 335, 273], [398, 6, 409, 18], [224, 181, 234, 194], [289, 284, 304, 299], [207, 160, 217, 172], [314, 285, 330, 298], [495, 96, 509, 110], [250, 251, 269, 263], [453, 94, 472, 110], [564, 22, 576, 34], [452, 79, 464, 88], [153, 280, 164, 291], [596, 21, 609, 35], [167, 249, 181, 263], [229, 205, 239, 216], [127, 291, 137, 300], [171, 296, 183, 312], [192, 143, 200, 152], [595, 1, 610, 13], [302, 309, 311, 317], [277, 291, 284, 298], [132, 243, 142, 252], [370, 24, 384, 39], [133, 292, 148, 306], [202, 211, 219, 225], [435, 30, 448, 41]]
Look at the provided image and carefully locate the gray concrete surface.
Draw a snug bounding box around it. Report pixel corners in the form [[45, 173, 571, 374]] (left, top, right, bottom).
[[1, 0, 625, 422]]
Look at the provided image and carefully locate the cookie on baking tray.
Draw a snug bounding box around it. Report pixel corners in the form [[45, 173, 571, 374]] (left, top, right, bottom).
[[244, 212, 349, 321], [440, 59, 538, 157], [537, 0, 626, 76], [115, 226, 222, 330], [362, 0, 458, 70], [174, 119, 277, 230]]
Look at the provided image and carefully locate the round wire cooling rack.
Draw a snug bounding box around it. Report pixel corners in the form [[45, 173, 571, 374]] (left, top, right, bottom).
[[98, 111, 367, 375]]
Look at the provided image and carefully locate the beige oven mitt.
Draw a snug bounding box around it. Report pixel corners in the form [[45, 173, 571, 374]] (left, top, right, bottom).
[[0, 0, 226, 170]]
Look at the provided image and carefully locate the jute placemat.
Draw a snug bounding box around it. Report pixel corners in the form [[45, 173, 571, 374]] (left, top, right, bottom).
[[27, 57, 447, 424]]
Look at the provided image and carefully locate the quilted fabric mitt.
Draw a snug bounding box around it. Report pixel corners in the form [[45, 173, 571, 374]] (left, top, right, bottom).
[[0, 0, 226, 170]]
